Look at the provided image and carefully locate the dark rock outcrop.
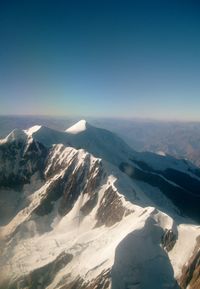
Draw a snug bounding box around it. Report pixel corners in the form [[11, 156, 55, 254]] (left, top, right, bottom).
[[95, 186, 126, 227], [0, 139, 47, 189], [60, 269, 111, 289], [161, 229, 177, 252], [179, 236, 200, 289]]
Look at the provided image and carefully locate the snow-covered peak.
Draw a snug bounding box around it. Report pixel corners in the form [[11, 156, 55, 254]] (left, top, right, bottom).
[[156, 150, 166, 157], [24, 125, 42, 136], [0, 128, 27, 144], [66, 119, 89, 134]]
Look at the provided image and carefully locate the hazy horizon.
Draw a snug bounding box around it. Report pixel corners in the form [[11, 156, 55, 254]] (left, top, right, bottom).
[[1, 113, 200, 123]]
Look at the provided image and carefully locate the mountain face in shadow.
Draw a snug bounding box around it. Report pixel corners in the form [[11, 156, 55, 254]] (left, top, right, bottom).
[[112, 218, 180, 289]]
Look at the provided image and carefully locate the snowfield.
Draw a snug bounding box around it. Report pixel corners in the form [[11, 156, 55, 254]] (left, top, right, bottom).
[[0, 120, 199, 289]]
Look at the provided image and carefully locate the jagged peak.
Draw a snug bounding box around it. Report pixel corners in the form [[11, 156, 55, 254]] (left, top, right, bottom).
[[66, 119, 91, 134]]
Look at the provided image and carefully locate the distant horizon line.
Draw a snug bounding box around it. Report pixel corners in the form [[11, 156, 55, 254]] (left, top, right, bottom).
[[0, 113, 200, 123]]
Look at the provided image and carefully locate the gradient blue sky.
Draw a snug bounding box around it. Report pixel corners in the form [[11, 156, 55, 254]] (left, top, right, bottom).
[[0, 0, 200, 120]]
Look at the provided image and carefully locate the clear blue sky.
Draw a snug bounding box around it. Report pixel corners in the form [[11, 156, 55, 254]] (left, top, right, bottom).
[[0, 0, 200, 120]]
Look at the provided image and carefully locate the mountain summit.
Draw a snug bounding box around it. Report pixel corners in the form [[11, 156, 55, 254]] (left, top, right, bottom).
[[66, 119, 89, 134], [0, 121, 199, 289]]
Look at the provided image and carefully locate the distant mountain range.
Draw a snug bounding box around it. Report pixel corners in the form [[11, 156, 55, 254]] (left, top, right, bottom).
[[0, 120, 199, 289], [1, 116, 200, 167]]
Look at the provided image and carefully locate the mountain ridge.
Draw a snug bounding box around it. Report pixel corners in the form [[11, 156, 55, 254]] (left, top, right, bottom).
[[0, 120, 199, 289]]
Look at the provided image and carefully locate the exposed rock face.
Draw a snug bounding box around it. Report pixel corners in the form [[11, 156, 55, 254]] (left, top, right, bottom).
[[34, 153, 105, 219], [60, 158, 103, 216], [179, 236, 200, 289], [0, 139, 47, 188], [0, 139, 48, 225], [95, 186, 126, 227], [45, 145, 78, 179], [161, 229, 177, 252], [60, 270, 111, 289], [80, 160, 104, 217]]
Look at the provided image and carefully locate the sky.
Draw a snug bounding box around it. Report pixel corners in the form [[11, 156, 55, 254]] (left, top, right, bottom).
[[0, 0, 200, 120]]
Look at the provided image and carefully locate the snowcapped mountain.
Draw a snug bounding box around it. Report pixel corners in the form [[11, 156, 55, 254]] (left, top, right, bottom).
[[0, 120, 199, 289]]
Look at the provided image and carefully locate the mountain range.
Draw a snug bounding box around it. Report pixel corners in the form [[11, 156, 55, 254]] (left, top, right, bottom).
[[0, 120, 199, 289], [1, 117, 200, 168]]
